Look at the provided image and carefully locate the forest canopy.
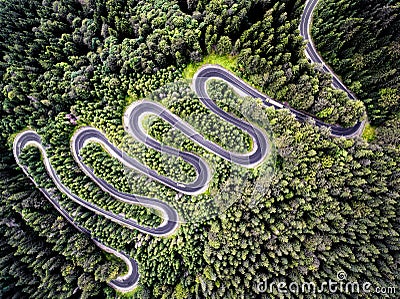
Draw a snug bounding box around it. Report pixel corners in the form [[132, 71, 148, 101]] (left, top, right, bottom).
[[0, 0, 399, 298], [313, 0, 400, 124]]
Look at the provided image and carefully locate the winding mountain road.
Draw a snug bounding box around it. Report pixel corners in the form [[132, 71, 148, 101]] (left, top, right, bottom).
[[13, 75, 270, 291], [13, 0, 363, 292], [13, 132, 140, 292], [300, 0, 357, 100], [195, 64, 364, 138], [299, 0, 365, 136]]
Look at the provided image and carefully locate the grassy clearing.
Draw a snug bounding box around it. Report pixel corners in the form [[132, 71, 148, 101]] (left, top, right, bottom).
[[126, 94, 139, 105], [362, 122, 376, 142], [182, 53, 238, 80], [116, 286, 141, 298], [182, 53, 266, 96]]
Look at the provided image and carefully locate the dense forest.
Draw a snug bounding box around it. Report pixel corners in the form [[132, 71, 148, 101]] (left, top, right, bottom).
[[1, 0, 399, 298], [313, 0, 400, 124]]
